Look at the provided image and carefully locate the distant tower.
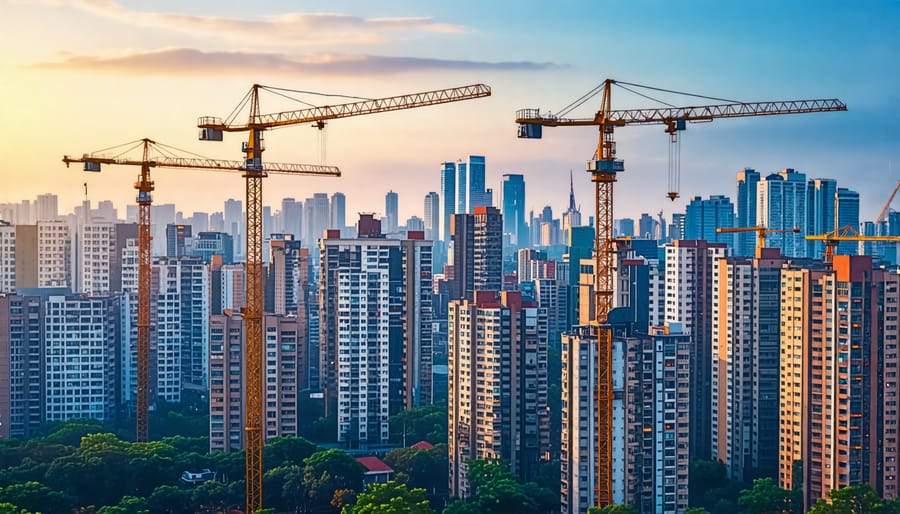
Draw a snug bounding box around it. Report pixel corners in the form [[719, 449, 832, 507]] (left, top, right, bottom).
[[385, 191, 399, 234], [735, 168, 760, 257], [501, 174, 527, 247], [441, 162, 457, 242], [330, 192, 346, 233], [562, 170, 582, 233], [424, 192, 440, 241]]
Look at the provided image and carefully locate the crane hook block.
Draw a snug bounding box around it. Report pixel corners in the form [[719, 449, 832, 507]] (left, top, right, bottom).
[[518, 123, 542, 139]]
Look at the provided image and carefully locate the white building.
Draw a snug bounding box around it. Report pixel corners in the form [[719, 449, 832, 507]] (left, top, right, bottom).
[[44, 295, 119, 422], [0, 222, 15, 293], [79, 222, 116, 295], [37, 220, 71, 288]]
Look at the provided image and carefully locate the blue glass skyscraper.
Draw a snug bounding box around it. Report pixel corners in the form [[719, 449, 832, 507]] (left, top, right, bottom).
[[441, 162, 456, 242], [501, 173, 527, 247], [684, 195, 735, 245]]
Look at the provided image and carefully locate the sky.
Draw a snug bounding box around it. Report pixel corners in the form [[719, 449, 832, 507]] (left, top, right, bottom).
[[1, 1, 898, 224]]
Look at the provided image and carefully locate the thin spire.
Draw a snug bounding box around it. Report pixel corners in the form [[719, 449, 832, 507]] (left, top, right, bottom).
[[568, 169, 577, 211]]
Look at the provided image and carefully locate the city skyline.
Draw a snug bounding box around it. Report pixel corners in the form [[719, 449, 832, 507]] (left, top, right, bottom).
[[2, 2, 898, 223]]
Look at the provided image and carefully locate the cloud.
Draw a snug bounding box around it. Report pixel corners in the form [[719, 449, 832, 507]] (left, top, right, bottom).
[[36, 0, 466, 45], [32, 48, 557, 76]]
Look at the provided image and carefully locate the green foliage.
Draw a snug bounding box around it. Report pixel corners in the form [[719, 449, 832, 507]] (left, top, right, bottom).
[[689, 460, 747, 513], [40, 418, 106, 446], [738, 478, 790, 514], [389, 403, 448, 445], [146, 485, 193, 514], [588, 505, 637, 514], [0, 480, 72, 513], [0, 503, 33, 514], [97, 495, 149, 514], [808, 483, 884, 513], [303, 449, 366, 510], [384, 445, 449, 498], [263, 435, 318, 470], [445, 459, 552, 514], [685, 508, 710, 514], [343, 481, 434, 514]]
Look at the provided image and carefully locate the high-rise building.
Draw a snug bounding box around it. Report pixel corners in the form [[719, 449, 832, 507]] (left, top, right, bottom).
[[424, 192, 440, 241], [319, 216, 433, 446], [711, 248, 784, 481], [151, 204, 177, 257], [736, 169, 761, 256], [448, 291, 549, 498], [223, 199, 243, 259], [466, 156, 486, 212], [265, 235, 309, 317], [44, 294, 119, 422], [835, 187, 860, 256], [779, 256, 900, 507], [304, 193, 330, 248], [37, 220, 71, 288], [165, 223, 192, 258], [0, 222, 15, 293], [189, 232, 234, 264], [623, 324, 692, 514], [385, 191, 399, 235], [638, 213, 656, 240], [441, 162, 457, 243], [281, 198, 303, 240], [451, 206, 502, 299], [664, 240, 727, 461], [210, 261, 245, 315], [807, 178, 837, 258], [683, 195, 735, 245], [209, 312, 304, 452], [501, 174, 527, 248], [758, 169, 807, 257], [330, 192, 346, 235], [79, 221, 116, 295], [0, 295, 44, 438], [35, 193, 58, 222], [561, 326, 597, 514], [615, 218, 635, 238]]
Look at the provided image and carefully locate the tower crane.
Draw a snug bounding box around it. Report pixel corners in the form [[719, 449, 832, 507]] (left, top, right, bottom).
[[63, 138, 339, 443], [805, 224, 900, 263], [517, 79, 845, 506], [716, 226, 800, 256], [198, 83, 490, 513], [876, 179, 900, 225]]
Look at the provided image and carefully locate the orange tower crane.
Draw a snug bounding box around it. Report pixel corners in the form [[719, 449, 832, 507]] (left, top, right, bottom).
[[197, 83, 491, 513], [716, 226, 800, 255], [805, 224, 900, 263], [63, 138, 339, 443], [516, 79, 845, 506]]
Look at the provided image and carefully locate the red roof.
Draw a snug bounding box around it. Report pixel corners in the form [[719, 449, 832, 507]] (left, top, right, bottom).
[[356, 456, 393, 473], [410, 441, 434, 450]]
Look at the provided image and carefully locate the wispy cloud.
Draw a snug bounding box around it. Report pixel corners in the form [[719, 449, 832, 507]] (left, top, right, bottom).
[[37, 0, 466, 45], [32, 48, 557, 76]]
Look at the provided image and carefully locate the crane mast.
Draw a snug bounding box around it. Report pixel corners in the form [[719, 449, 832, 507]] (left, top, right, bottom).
[[63, 139, 338, 444], [199, 83, 490, 513], [517, 78, 845, 507]]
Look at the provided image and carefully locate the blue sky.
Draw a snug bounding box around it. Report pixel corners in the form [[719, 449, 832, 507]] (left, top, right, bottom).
[[0, 1, 897, 223]]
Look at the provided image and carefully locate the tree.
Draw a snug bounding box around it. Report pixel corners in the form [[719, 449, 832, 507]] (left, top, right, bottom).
[[383, 445, 448, 498], [588, 505, 637, 514], [0, 481, 72, 513], [302, 449, 365, 511], [389, 404, 448, 445], [264, 436, 318, 470], [0, 503, 32, 514], [97, 496, 149, 514], [685, 509, 710, 514], [808, 484, 883, 514], [147, 485, 193, 514], [343, 481, 433, 514], [738, 477, 791, 514]]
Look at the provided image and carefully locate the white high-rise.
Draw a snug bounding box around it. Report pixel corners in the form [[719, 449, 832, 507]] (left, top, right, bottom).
[[37, 220, 71, 288], [44, 294, 119, 422], [79, 222, 116, 295], [0, 222, 15, 293]]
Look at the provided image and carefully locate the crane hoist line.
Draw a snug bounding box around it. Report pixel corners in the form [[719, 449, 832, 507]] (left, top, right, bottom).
[[517, 78, 845, 507]]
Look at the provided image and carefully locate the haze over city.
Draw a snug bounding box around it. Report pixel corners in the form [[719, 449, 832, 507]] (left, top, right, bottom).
[[2, 1, 898, 222]]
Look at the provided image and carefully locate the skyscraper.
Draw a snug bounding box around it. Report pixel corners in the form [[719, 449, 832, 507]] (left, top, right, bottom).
[[304, 193, 330, 247], [165, 223, 192, 258], [683, 195, 735, 245], [664, 240, 727, 461], [711, 248, 784, 481], [441, 162, 456, 243], [424, 192, 440, 241], [37, 220, 71, 288], [0, 222, 15, 293], [501, 174, 527, 247], [319, 216, 433, 446], [448, 291, 549, 498], [807, 178, 837, 259], [0, 294, 44, 438], [79, 221, 116, 295], [385, 190, 399, 234], [466, 155, 486, 212], [451, 206, 502, 299], [736, 168, 761, 256], [265, 235, 309, 317], [779, 256, 900, 507], [44, 294, 120, 422], [330, 192, 346, 234], [562, 171, 582, 233], [758, 169, 807, 257], [281, 198, 303, 240], [835, 187, 860, 256]]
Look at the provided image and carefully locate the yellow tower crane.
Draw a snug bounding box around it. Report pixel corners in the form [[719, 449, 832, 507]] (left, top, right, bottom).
[[716, 226, 800, 256], [198, 83, 490, 513], [806, 224, 900, 263], [517, 79, 845, 506], [63, 138, 339, 443]]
